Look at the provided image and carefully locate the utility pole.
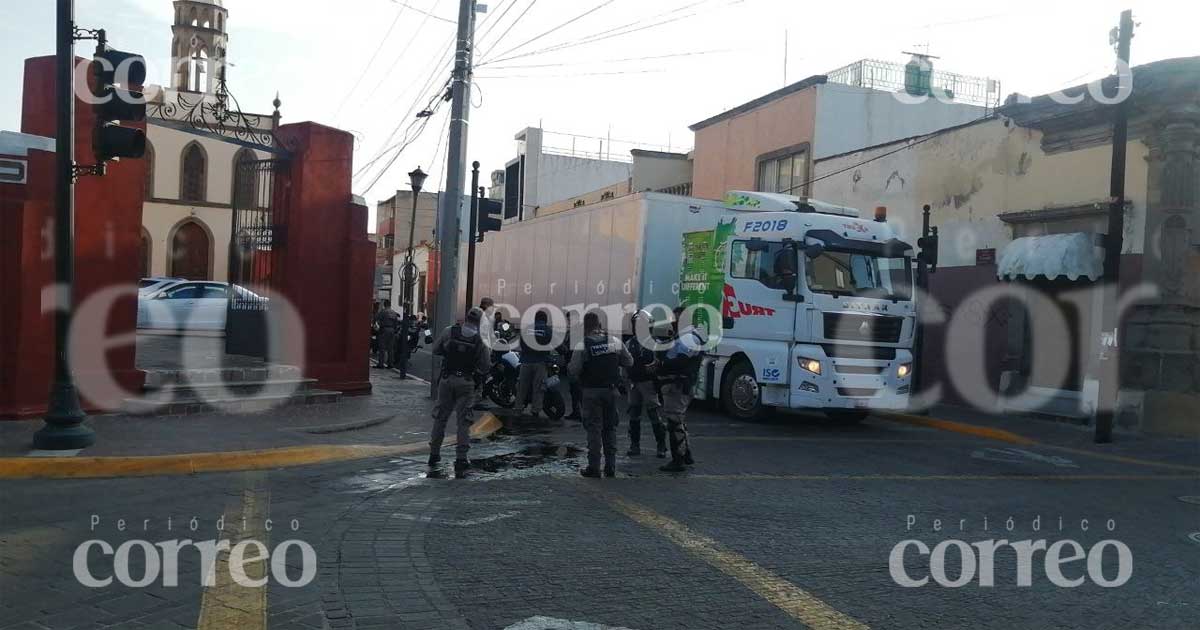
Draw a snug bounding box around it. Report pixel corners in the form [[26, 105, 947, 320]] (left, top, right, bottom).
[[1094, 9, 1134, 444], [912, 204, 934, 409], [466, 161, 480, 311], [35, 0, 95, 450], [433, 0, 477, 338]]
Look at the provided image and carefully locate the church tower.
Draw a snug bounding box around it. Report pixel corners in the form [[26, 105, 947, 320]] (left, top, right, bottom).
[[170, 0, 229, 93]]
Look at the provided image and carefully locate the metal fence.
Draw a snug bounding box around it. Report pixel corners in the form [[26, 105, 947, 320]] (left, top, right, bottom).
[[825, 58, 1001, 109]]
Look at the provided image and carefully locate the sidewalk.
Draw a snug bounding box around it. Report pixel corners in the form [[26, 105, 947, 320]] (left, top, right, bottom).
[[887, 404, 1200, 471], [0, 371, 438, 460]]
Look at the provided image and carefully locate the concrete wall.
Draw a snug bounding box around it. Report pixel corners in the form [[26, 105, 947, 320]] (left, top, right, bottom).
[[691, 87, 818, 200], [631, 150, 692, 192], [811, 117, 1149, 266], [812, 84, 989, 159], [537, 180, 632, 217], [533, 153, 632, 210]]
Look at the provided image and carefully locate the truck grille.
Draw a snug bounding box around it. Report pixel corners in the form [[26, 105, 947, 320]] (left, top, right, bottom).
[[824, 313, 903, 344], [834, 364, 885, 375], [838, 387, 880, 398], [822, 344, 897, 361]]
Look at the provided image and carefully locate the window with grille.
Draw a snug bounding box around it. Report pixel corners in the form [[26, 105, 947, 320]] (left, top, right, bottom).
[[757, 149, 809, 196]]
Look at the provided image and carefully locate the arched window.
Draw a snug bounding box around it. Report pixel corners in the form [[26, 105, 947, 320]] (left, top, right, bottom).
[[143, 140, 155, 200], [217, 13, 223, 31], [170, 220, 212, 281], [180, 142, 207, 202], [232, 149, 258, 208]]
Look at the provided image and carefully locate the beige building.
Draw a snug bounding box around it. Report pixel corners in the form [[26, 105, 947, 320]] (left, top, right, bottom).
[[689, 57, 993, 201], [810, 57, 1199, 436], [139, 0, 280, 283]]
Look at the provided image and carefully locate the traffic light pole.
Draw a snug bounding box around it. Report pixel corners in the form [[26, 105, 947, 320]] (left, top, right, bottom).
[[465, 161, 480, 311], [433, 0, 477, 337], [35, 0, 95, 450]]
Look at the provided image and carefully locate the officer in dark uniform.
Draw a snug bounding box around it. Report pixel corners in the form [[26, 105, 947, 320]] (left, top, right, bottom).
[[373, 302, 401, 368], [657, 307, 704, 473], [569, 312, 633, 478], [625, 310, 667, 458], [430, 307, 491, 478]]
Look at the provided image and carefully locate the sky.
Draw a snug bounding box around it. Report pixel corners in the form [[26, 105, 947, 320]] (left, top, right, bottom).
[[2, 0, 1196, 231]]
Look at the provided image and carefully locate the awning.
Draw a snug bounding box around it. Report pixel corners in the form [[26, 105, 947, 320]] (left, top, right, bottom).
[[997, 232, 1102, 282]]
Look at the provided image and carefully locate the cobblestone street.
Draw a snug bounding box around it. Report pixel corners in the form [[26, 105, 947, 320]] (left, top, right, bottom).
[[1, 371, 1197, 630]]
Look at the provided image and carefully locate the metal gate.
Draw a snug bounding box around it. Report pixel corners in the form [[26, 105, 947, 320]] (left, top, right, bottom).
[[225, 157, 289, 358]]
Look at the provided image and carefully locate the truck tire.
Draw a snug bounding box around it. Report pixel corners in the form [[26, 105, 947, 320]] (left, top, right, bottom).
[[721, 360, 763, 420], [825, 410, 869, 424]]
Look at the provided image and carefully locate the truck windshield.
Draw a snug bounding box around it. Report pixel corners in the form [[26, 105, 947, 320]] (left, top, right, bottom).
[[805, 250, 912, 300]]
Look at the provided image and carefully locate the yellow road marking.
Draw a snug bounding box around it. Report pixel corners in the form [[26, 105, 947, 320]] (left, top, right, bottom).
[[881, 412, 1200, 473], [197, 476, 269, 630], [881, 412, 1034, 445], [602, 493, 869, 630], [0, 413, 507, 480], [1039, 444, 1200, 473]]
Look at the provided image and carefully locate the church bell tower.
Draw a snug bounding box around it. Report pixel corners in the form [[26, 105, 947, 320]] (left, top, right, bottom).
[[170, 0, 229, 93]]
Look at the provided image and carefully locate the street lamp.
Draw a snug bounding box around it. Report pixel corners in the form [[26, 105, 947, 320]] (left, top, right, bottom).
[[396, 166, 427, 379]]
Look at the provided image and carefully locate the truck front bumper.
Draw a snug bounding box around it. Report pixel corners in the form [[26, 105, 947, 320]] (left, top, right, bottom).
[[790, 345, 913, 411]]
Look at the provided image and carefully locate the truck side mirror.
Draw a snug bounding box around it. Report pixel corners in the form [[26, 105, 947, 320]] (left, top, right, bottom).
[[803, 243, 825, 259]]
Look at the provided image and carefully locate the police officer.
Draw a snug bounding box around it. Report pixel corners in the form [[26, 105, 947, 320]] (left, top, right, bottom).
[[559, 311, 584, 420], [625, 310, 667, 458], [373, 301, 401, 368], [515, 310, 553, 418], [430, 307, 491, 478], [657, 307, 704, 473], [569, 312, 633, 478]]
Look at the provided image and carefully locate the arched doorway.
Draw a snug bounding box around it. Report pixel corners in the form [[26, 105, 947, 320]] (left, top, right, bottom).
[[170, 221, 211, 280]]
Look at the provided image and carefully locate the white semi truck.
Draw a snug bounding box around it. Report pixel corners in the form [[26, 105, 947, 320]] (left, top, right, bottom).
[[461, 190, 920, 421]]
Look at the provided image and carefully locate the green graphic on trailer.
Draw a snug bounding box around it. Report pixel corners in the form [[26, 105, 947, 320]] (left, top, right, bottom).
[[679, 218, 736, 338]]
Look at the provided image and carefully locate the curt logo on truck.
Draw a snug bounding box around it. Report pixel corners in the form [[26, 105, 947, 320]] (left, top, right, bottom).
[[723, 285, 777, 318]]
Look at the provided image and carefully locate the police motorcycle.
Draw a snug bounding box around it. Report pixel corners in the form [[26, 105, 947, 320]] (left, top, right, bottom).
[[481, 321, 567, 420]]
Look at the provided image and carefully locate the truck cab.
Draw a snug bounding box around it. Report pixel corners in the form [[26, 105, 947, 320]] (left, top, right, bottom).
[[685, 192, 917, 422]]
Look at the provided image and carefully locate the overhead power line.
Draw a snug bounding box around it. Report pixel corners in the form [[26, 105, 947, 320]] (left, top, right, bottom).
[[483, 48, 730, 70], [389, 0, 457, 24], [486, 0, 618, 62], [329, 2, 408, 122], [478, 0, 540, 59], [480, 0, 712, 67]]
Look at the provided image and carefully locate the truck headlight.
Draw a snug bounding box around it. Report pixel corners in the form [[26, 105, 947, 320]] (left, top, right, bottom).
[[897, 363, 912, 379], [798, 358, 822, 375]]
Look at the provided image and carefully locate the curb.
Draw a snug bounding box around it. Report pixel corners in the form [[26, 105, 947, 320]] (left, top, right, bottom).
[[880, 411, 1200, 473], [880, 412, 1035, 445], [293, 415, 394, 435], [0, 412, 506, 480]]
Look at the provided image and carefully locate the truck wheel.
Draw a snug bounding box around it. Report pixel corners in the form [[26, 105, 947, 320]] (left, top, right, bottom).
[[721, 360, 762, 420], [825, 410, 869, 424]]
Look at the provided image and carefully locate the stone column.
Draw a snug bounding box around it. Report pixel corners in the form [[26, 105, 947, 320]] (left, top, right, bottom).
[[1119, 109, 1200, 436]]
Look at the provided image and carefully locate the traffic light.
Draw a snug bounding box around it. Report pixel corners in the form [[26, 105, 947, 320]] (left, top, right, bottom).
[[477, 198, 502, 243], [91, 38, 147, 164], [917, 228, 939, 273]]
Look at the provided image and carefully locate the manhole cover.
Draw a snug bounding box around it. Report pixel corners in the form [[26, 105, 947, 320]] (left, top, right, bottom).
[[1188, 532, 1200, 546], [1178, 496, 1200, 505]]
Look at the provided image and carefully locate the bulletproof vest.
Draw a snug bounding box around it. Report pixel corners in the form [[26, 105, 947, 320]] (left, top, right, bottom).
[[626, 341, 656, 382], [443, 325, 480, 375], [659, 331, 704, 384], [580, 335, 621, 388]]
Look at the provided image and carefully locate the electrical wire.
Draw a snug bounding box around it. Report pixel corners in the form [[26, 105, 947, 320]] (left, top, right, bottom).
[[483, 48, 730, 71], [476, 68, 666, 80], [479, 5, 706, 68], [329, 2, 408, 122], [485, 0, 617, 63], [477, 0, 539, 60]]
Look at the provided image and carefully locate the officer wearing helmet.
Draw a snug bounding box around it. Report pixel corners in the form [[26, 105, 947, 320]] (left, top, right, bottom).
[[568, 311, 633, 478], [429, 307, 491, 478], [657, 306, 705, 473], [625, 309, 667, 458]]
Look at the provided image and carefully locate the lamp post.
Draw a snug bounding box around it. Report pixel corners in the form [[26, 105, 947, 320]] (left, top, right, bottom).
[[397, 166, 427, 379]]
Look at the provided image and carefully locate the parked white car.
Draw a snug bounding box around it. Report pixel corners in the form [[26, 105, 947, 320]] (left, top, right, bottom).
[[137, 276, 184, 297], [137, 281, 265, 331]]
